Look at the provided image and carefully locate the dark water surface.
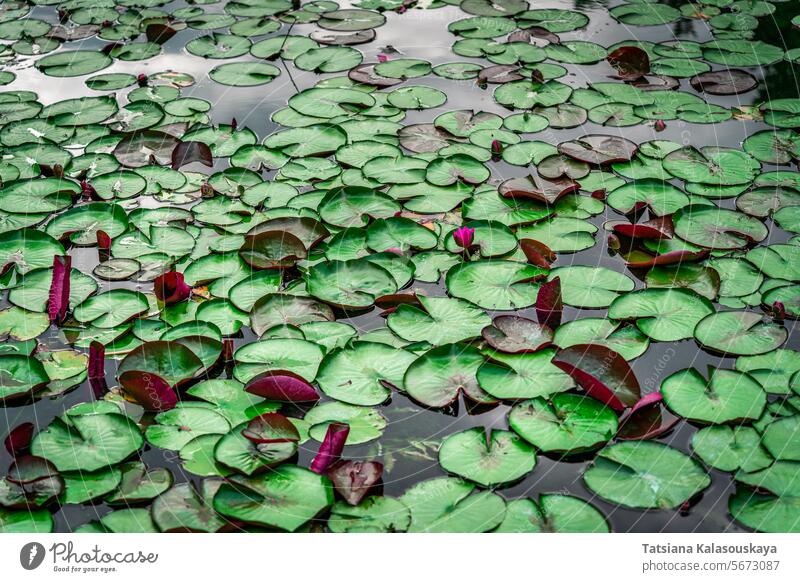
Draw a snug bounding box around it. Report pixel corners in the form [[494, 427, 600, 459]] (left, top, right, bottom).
[[2, 0, 800, 533]]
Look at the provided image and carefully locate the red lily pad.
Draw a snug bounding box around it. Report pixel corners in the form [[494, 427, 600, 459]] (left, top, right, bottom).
[[610, 215, 674, 240], [552, 344, 641, 411], [118, 370, 178, 412], [520, 238, 556, 267], [244, 370, 320, 403]]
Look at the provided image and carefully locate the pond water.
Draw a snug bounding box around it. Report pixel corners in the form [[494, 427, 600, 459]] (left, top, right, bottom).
[[1, 0, 800, 533]]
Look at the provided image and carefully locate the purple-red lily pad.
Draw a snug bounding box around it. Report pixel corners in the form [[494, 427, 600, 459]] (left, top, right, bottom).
[[118, 370, 178, 412], [552, 344, 641, 411], [244, 370, 320, 403]]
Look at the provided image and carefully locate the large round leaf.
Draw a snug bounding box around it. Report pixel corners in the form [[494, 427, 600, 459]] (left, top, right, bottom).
[[584, 442, 710, 509]]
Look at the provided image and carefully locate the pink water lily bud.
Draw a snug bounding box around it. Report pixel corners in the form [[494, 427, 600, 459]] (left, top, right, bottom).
[[377, 54, 389, 63], [231, 118, 238, 131], [136, 73, 148, 87], [452, 226, 475, 249], [591, 189, 607, 201], [397, 5, 407, 13], [654, 120, 666, 132]]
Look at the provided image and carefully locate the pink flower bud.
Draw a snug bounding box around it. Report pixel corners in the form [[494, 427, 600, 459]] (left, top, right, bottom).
[[452, 226, 475, 249]]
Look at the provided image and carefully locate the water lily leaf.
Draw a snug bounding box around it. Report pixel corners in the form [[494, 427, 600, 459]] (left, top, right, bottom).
[[584, 441, 710, 509], [694, 311, 787, 355], [439, 428, 536, 486], [549, 265, 634, 308], [388, 295, 490, 345], [305, 402, 387, 445], [481, 315, 552, 353], [214, 421, 296, 475], [552, 344, 640, 411], [664, 147, 759, 186], [608, 288, 715, 341], [509, 393, 618, 453], [400, 477, 505, 532], [746, 244, 800, 281], [145, 404, 230, 451], [317, 341, 416, 406], [662, 367, 766, 424], [305, 258, 397, 309], [496, 495, 609, 532], [31, 412, 143, 472], [233, 338, 324, 384], [152, 480, 226, 533], [729, 461, 800, 533], [36, 50, 111, 77], [477, 347, 574, 400], [692, 425, 772, 473], [736, 349, 800, 395], [213, 465, 333, 531], [761, 415, 800, 461], [404, 343, 496, 408], [117, 340, 204, 387], [250, 293, 334, 337], [553, 318, 649, 361], [446, 259, 546, 310], [105, 461, 172, 505]]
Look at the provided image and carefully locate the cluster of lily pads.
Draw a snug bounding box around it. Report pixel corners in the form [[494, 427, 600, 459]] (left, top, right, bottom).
[[1, 0, 799, 534]]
